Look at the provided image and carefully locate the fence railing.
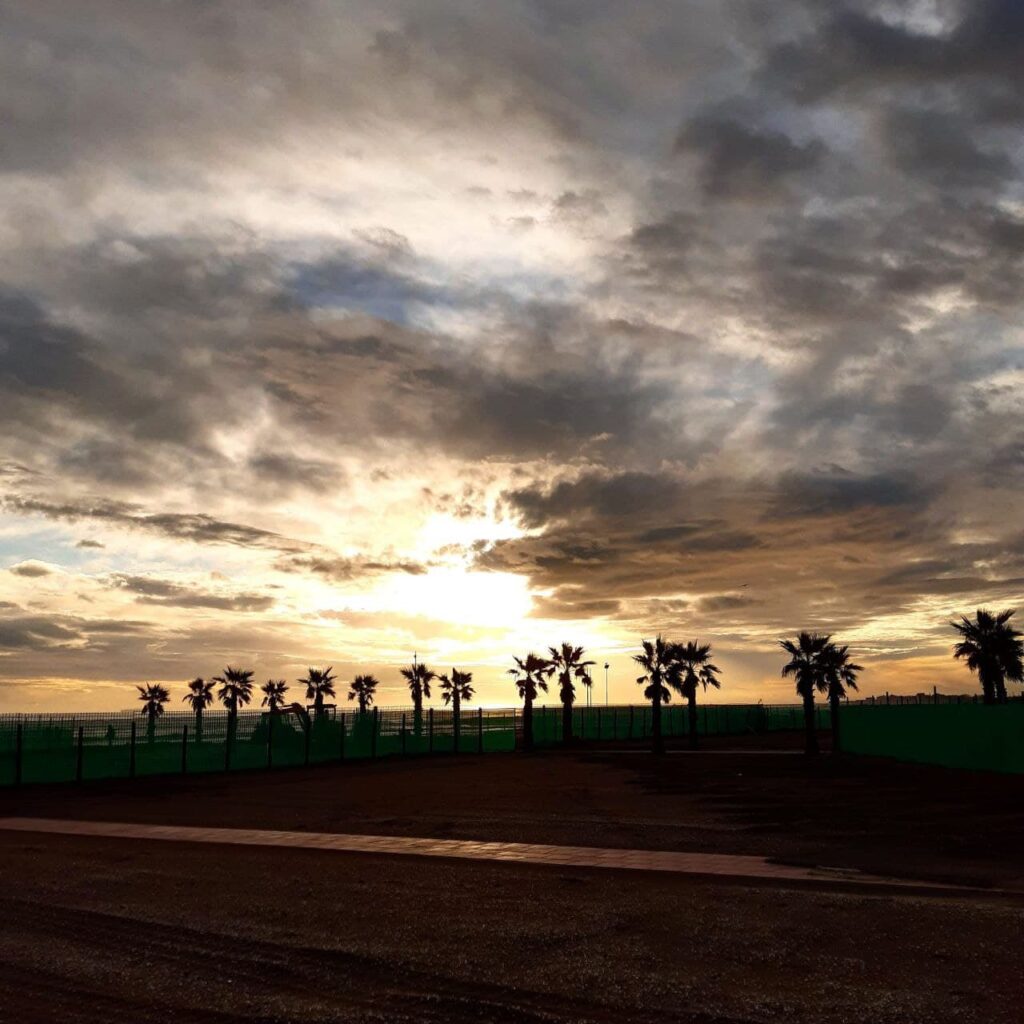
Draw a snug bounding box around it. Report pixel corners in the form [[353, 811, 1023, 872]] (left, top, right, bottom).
[[0, 702, 827, 787]]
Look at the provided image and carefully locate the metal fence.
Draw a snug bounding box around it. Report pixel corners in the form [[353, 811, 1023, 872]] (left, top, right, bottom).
[[0, 701, 827, 787]]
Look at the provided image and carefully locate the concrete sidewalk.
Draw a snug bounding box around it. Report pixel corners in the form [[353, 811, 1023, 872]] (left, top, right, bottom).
[[0, 816, 998, 897]]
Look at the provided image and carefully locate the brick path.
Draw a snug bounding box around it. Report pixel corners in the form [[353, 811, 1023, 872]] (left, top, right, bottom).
[[0, 816, 979, 895]]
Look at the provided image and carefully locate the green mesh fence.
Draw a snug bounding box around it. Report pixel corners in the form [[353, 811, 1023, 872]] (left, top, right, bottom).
[[0, 700, 821, 787], [842, 703, 1024, 774]]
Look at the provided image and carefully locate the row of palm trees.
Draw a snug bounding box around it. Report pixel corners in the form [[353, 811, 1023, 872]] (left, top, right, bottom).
[[133, 608, 1022, 754]]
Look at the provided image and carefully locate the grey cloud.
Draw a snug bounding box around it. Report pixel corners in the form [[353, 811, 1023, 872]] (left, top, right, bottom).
[[7, 562, 53, 578], [883, 107, 1013, 188], [6, 497, 307, 553], [108, 574, 275, 612]]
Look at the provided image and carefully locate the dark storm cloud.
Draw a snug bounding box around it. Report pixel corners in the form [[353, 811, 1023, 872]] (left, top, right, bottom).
[[108, 575, 275, 612], [769, 470, 936, 520], [763, 1, 1024, 100], [676, 116, 825, 199], [502, 472, 688, 528]]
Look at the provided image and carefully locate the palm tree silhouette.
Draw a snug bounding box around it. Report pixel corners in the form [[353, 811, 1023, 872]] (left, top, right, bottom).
[[182, 677, 214, 743], [136, 683, 170, 743], [821, 643, 861, 753], [401, 661, 436, 736], [780, 633, 830, 754], [952, 609, 1024, 705], [439, 668, 474, 749], [261, 679, 289, 712], [214, 666, 255, 741], [547, 643, 595, 745], [634, 636, 673, 754], [671, 641, 721, 750], [300, 666, 337, 720], [347, 674, 379, 714], [508, 653, 551, 751]]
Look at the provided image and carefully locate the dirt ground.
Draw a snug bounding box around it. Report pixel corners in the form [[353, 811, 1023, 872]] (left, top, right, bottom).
[[1, 734, 1022, 1023]]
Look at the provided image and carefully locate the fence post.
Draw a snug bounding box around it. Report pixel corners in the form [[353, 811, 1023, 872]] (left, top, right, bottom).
[[401, 713, 407, 756], [428, 708, 434, 754], [267, 713, 274, 770], [339, 712, 346, 761], [478, 707, 483, 754], [76, 726, 84, 784], [129, 720, 137, 778], [181, 724, 189, 774], [14, 723, 22, 786], [371, 708, 378, 758]]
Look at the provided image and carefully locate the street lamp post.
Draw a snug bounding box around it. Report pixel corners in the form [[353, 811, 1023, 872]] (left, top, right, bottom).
[[604, 662, 609, 705]]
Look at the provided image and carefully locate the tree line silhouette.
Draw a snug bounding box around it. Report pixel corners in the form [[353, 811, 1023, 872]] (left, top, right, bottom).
[[134, 609, 1022, 756]]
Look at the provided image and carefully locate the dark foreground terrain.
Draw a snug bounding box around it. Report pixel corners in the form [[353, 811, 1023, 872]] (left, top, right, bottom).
[[1, 734, 1022, 1023]]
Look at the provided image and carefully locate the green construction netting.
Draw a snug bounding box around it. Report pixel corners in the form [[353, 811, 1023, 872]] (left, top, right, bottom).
[[0, 700, 825, 787], [842, 703, 1024, 774]]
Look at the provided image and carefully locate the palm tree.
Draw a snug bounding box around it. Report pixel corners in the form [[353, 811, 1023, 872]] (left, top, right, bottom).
[[347, 674, 379, 714], [821, 643, 861, 753], [182, 677, 214, 742], [300, 666, 337, 720], [261, 679, 289, 712], [401, 661, 437, 736], [780, 633, 830, 754], [633, 636, 674, 754], [214, 666, 255, 741], [136, 683, 170, 743], [670, 641, 721, 750], [508, 653, 551, 751], [547, 643, 595, 745], [952, 609, 1024, 705], [438, 668, 474, 749]]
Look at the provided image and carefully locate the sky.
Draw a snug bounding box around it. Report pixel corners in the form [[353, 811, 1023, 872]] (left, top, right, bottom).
[[1, 0, 1023, 711]]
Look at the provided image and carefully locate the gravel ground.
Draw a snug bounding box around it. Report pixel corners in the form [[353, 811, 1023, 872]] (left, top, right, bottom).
[[0, 738, 1022, 1022]]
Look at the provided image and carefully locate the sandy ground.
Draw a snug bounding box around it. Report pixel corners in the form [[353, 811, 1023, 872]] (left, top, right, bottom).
[[0, 735, 1022, 1023]]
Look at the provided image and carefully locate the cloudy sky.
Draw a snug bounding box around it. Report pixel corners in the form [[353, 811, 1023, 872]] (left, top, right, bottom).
[[1, 0, 1023, 711]]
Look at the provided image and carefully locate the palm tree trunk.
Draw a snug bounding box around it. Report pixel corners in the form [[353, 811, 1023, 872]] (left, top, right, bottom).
[[314, 692, 324, 720], [413, 690, 423, 738], [803, 693, 818, 755], [651, 692, 663, 755], [981, 674, 996, 705], [453, 691, 461, 751], [523, 694, 534, 751], [687, 692, 698, 750], [147, 712, 156, 744], [195, 708, 203, 745], [561, 692, 573, 745], [995, 675, 1008, 705], [829, 692, 841, 753]]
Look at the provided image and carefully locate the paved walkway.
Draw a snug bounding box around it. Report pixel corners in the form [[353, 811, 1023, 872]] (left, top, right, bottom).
[[0, 816, 980, 895]]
